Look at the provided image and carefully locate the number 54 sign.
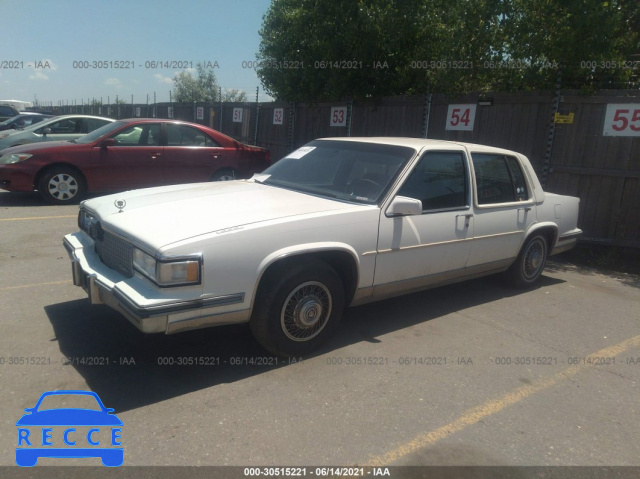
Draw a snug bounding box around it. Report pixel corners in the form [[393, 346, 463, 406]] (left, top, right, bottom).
[[603, 104, 640, 136], [445, 104, 477, 131]]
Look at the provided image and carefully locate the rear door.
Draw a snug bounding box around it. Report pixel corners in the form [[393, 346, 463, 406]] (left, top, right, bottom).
[[161, 123, 225, 183], [465, 152, 536, 271]]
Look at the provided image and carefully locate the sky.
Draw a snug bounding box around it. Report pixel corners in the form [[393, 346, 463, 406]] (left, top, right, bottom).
[[1, 0, 274, 106]]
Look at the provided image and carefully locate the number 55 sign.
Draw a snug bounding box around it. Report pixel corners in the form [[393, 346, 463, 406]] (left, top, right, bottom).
[[603, 104, 640, 136], [446, 104, 477, 131]]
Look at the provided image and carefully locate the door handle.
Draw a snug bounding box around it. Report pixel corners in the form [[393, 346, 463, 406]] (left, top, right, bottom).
[[518, 207, 532, 212], [456, 213, 473, 227], [150, 153, 162, 159]]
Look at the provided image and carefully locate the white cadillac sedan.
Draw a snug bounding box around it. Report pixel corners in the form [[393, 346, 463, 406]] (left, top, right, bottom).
[[64, 138, 582, 356]]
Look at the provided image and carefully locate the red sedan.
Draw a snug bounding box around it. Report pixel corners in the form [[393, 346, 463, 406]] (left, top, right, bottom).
[[0, 119, 270, 204]]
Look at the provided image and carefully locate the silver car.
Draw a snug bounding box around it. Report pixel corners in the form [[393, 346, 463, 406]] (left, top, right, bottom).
[[0, 115, 114, 151]]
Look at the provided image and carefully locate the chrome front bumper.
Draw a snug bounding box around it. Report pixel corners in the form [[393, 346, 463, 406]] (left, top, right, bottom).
[[63, 233, 250, 334]]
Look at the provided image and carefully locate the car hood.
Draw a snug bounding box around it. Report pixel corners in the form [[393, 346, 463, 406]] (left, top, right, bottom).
[[0, 140, 81, 155], [85, 181, 365, 252]]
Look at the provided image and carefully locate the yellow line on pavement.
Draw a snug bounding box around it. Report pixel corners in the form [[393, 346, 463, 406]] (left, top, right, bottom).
[[0, 215, 76, 222], [367, 334, 640, 466], [0, 280, 72, 291]]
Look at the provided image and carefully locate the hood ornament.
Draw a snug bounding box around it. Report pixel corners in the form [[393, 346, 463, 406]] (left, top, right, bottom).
[[114, 199, 127, 213]]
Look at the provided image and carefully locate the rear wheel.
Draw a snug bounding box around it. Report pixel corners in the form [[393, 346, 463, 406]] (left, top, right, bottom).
[[250, 259, 344, 357], [505, 234, 548, 288], [211, 168, 237, 181], [37, 166, 86, 204]]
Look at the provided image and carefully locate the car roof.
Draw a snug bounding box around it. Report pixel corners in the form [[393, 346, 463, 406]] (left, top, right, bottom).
[[114, 118, 209, 125], [318, 137, 523, 156]]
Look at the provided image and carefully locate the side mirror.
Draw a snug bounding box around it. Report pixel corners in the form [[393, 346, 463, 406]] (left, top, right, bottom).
[[42, 127, 52, 135], [100, 138, 116, 148], [386, 196, 423, 217]]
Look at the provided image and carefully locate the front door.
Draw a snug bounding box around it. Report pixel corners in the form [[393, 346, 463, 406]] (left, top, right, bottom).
[[89, 123, 164, 190], [374, 150, 473, 296]]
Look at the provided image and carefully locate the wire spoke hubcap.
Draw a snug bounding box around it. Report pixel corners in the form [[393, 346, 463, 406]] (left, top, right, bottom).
[[523, 239, 545, 280], [281, 281, 332, 342], [48, 173, 78, 200]]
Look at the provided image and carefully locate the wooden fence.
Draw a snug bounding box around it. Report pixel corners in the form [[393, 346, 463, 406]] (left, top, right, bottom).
[[48, 90, 640, 247]]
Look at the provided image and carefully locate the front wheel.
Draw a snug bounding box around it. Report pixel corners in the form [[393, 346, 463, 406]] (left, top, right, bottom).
[[250, 259, 344, 357], [37, 166, 86, 204], [504, 234, 548, 288]]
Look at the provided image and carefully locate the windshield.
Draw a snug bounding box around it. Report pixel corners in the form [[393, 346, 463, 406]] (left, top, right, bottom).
[[260, 140, 415, 204], [74, 120, 126, 144]]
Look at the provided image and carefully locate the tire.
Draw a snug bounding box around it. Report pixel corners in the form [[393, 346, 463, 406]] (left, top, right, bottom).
[[37, 166, 86, 204], [211, 169, 237, 181], [250, 259, 345, 357], [504, 234, 548, 288]]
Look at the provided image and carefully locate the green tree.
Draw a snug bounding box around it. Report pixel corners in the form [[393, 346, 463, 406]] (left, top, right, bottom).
[[257, 0, 639, 100], [502, 0, 640, 90], [223, 89, 248, 102], [173, 63, 220, 102]]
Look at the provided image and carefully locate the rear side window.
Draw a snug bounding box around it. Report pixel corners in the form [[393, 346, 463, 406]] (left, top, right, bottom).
[[471, 153, 529, 205], [167, 124, 220, 147]]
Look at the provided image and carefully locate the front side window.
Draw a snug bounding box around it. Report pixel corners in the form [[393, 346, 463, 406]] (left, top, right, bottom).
[[112, 124, 160, 146], [471, 153, 529, 205], [38, 119, 78, 134], [397, 151, 468, 211]]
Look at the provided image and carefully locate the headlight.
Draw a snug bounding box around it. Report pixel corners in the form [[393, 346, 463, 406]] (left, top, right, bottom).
[[133, 249, 201, 287], [133, 249, 157, 280], [78, 209, 96, 232], [0, 153, 32, 164]]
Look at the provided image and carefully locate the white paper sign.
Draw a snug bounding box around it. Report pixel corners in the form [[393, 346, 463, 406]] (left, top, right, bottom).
[[330, 106, 347, 127], [445, 104, 477, 131], [233, 108, 243, 123], [197, 107, 204, 120], [135, 107, 141, 117], [286, 146, 316, 159], [603, 104, 640, 136], [167, 107, 173, 119], [273, 108, 284, 125]]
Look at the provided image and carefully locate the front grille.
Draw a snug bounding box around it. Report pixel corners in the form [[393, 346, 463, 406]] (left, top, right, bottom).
[[95, 230, 134, 278]]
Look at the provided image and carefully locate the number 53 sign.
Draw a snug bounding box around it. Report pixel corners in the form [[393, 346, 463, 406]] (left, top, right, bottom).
[[603, 104, 640, 136], [445, 104, 477, 131]]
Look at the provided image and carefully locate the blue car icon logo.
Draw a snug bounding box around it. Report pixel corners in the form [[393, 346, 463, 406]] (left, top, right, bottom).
[[16, 390, 123, 467]]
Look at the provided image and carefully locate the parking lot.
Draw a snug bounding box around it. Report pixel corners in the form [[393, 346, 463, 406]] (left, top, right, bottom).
[[0, 190, 639, 474]]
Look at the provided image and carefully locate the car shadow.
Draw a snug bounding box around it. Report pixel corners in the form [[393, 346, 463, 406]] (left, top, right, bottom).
[[45, 274, 564, 413], [0, 191, 46, 206]]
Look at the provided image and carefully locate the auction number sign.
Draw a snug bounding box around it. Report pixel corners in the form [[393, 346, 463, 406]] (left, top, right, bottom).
[[330, 106, 347, 127], [603, 104, 640, 136], [196, 107, 204, 120], [273, 108, 284, 125], [233, 108, 243, 123], [445, 104, 477, 131]]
